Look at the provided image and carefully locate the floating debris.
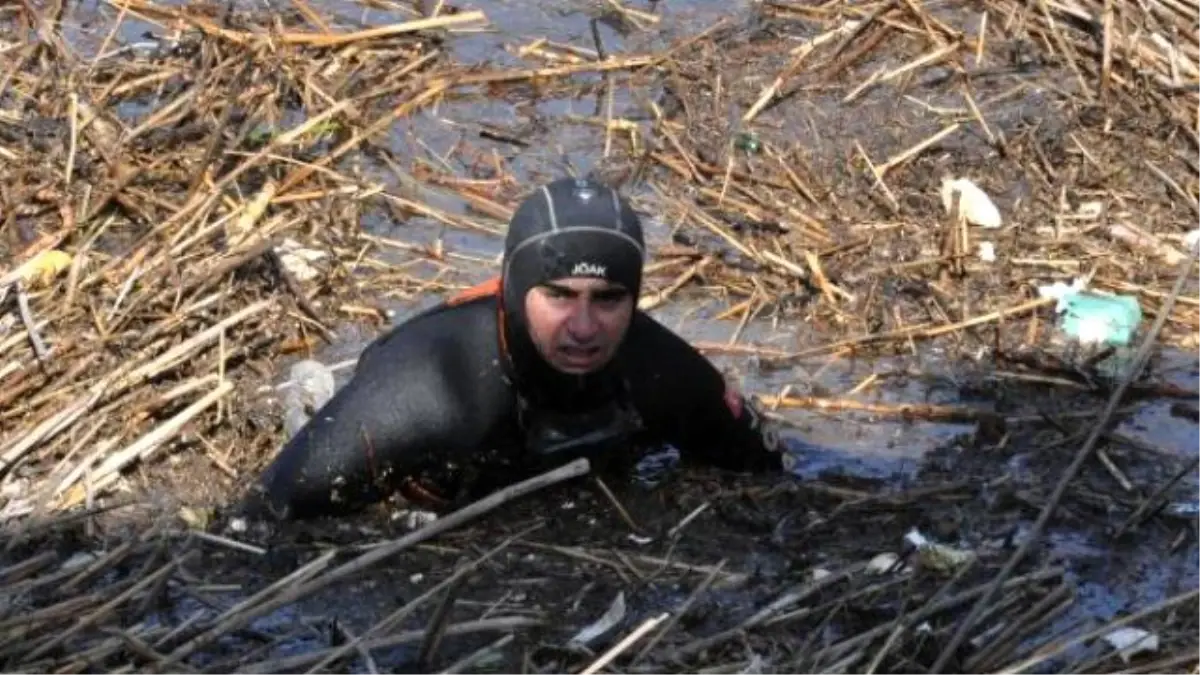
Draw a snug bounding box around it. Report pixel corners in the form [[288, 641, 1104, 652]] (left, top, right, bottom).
[[1103, 626, 1161, 663], [940, 176, 1002, 228], [905, 528, 977, 574], [569, 591, 627, 648], [978, 241, 996, 262], [275, 238, 329, 282], [9, 249, 73, 288]]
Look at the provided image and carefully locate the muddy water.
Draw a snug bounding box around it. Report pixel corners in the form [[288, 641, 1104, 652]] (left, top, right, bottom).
[[47, 0, 1200, 671]]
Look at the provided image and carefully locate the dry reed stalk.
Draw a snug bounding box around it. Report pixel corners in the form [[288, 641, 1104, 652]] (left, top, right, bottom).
[[759, 394, 1000, 423]]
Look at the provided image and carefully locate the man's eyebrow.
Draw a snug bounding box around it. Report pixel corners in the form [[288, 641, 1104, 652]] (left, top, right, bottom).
[[593, 287, 630, 298], [543, 282, 579, 294]]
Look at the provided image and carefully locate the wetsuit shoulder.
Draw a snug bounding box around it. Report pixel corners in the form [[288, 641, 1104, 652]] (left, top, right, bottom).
[[257, 293, 515, 519], [619, 311, 783, 473]]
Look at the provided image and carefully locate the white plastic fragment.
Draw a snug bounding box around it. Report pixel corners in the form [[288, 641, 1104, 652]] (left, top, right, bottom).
[[627, 534, 654, 545], [274, 238, 328, 281], [810, 567, 834, 582], [1103, 627, 1159, 663], [903, 528, 929, 548], [867, 552, 903, 574], [1037, 277, 1089, 313], [978, 241, 996, 262], [392, 509, 438, 531], [1076, 201, 1104, 218], [941, 176, 1003, 228], [1180, 228, 1200, 249], [60, 551, 98, 572], [739, 653, 766, 674], [281, 359, 336, 440], [569, 591, 627, 648]]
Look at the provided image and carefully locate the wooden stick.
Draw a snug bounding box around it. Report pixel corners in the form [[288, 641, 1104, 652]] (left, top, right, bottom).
[[997, 588, 1200, 673], [580, 612, 669, 674], [758, 394, 996, 423], [439, 634, 514, 674], [878, 123, 961, 175], [24, 552, 192, 662]]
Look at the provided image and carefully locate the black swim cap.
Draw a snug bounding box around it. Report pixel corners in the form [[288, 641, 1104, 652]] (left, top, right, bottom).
[[499, 177, 646, 409], [502, 177, 645, 313]]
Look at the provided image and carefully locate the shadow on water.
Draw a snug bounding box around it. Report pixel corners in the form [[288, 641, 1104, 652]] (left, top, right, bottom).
[[39, 0, 1200, 671]]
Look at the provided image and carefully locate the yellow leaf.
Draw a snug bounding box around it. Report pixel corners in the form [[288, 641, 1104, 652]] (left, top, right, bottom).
[[18, 249, 73, 288]]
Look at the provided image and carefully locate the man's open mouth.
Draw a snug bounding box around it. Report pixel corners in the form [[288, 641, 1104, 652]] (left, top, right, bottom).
[[559, 345, 601, 361]]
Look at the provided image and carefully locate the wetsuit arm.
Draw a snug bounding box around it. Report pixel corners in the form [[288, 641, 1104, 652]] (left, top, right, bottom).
[[628, 315, 784, 473], [678, 365, 785, 473], [251, 301, 510, 520], [253, 356, 450, 520]]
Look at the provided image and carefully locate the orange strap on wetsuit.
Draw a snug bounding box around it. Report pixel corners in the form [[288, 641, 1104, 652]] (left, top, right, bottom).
[[446, 276, 502, 306], [446, 276, 510, 364]]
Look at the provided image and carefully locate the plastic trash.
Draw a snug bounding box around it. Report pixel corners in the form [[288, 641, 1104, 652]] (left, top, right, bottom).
[[1185, 228, 1200, 253], [978, 241, 996, 262], [1103, 627, 1159, 663], [1037, 279, 1142, 347], [940, 176, 1002, 228], [1059, 292, 1142, 347], [281, 359, 336, 439], [1032, 277, 1142, 379]]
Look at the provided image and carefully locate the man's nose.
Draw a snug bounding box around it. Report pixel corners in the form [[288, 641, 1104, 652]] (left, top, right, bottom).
[[566, 305, 600, 338]]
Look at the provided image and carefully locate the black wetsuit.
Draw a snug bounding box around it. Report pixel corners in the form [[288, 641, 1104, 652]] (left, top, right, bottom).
[[253, 178, 785, 521]]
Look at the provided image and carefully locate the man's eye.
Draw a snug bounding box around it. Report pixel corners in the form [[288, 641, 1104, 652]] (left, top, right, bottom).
[[594, 290, 629, 304]]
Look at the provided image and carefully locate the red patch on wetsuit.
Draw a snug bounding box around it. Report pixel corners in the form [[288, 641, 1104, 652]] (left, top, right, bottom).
[[723, 380, 744, 418]]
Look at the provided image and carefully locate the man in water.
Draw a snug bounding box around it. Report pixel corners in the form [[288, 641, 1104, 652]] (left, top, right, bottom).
[[250, 177, 786, 520]]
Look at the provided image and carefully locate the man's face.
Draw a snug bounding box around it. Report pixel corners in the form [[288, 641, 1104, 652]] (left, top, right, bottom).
[[523, 276, 634, 374]]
